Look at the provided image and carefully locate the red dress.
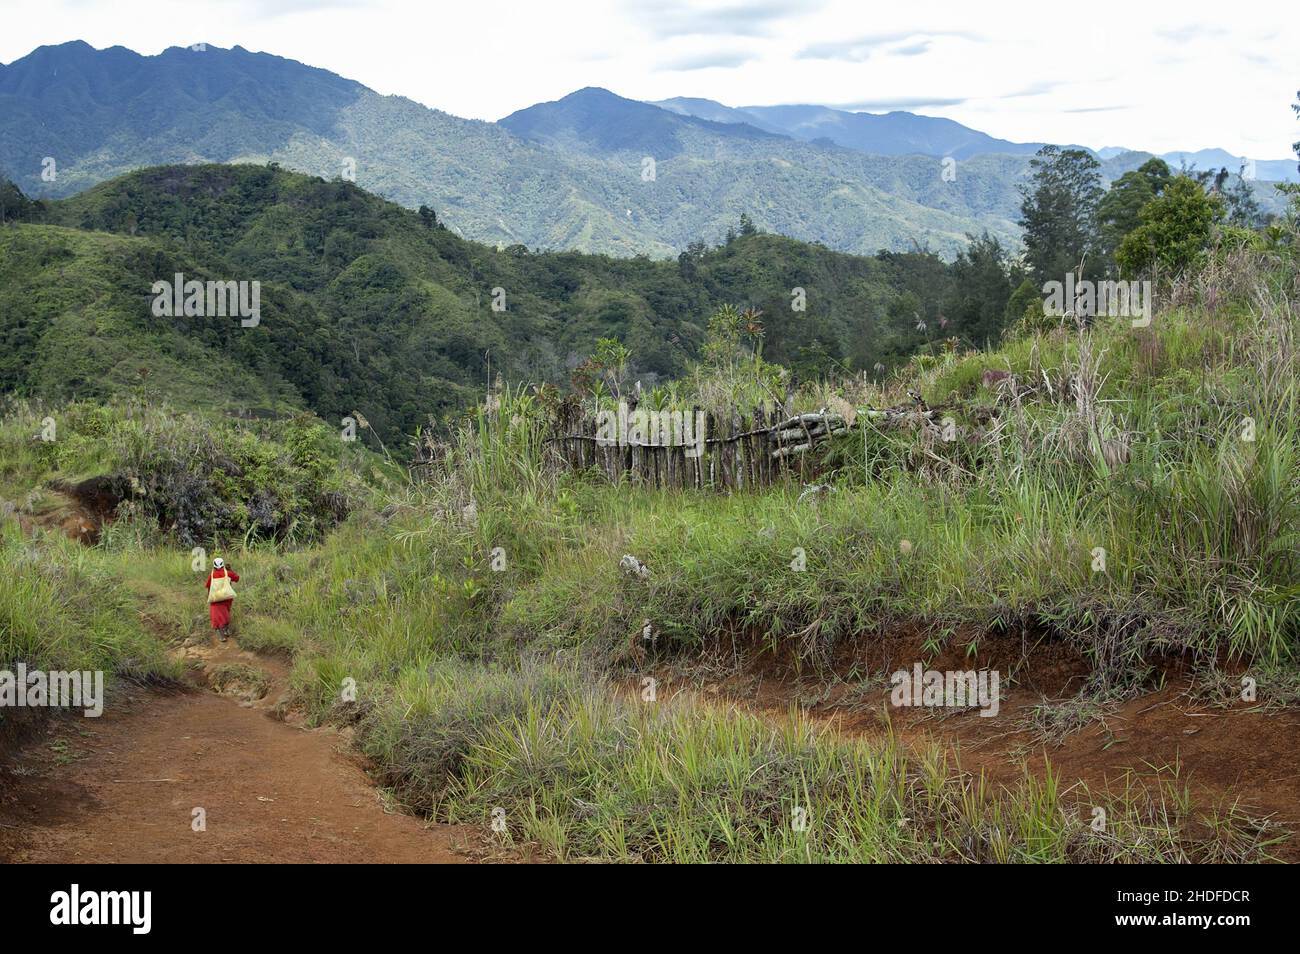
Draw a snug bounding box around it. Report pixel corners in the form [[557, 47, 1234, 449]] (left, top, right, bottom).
[[205, 568, 239, 628]]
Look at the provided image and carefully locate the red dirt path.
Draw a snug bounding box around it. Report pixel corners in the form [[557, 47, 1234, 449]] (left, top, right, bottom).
[[0, 641, 473, 864]]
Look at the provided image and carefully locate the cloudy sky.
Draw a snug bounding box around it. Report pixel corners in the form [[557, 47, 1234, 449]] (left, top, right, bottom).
[[4, 0, 1297, 158]]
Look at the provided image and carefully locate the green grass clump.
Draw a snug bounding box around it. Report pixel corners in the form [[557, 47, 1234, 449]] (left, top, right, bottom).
[[355, 658, 1283, 863], [0, 519, 177, 691]]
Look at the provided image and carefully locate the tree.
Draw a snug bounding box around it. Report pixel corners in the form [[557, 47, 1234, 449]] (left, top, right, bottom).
[[1018, 146, 1105, 283], [1223, 164, 1263, 227], [1003, 278, 1043, 333], [701, 304, 743, 366], [1115, 175, 1224, 278], [592, 338, 631, 398], [0, 178, 39, 224], [1097, 158, 1171, 263], [677, 239, 706, 280], [1292, 89, 1300, 177], [942, 232, 1015, 346], [1271, 92, 1300, 225]]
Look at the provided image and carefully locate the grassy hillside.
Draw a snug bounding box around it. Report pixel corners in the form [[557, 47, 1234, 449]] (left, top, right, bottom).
[[2, 208, 1295, 861], [0, 399, 384, 547], [170, 233, 1292, 860], [5, 163, 1001, 442], [0, 519, 176, 682], [256, 240, 1298, 700], [0, 392, 392, 750]]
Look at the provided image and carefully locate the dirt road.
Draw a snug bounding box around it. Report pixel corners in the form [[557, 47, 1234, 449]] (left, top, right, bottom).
[[0, 641, 472, 864]]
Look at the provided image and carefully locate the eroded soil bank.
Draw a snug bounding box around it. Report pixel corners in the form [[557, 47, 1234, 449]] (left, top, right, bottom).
[[647, 629, 1300, 861]]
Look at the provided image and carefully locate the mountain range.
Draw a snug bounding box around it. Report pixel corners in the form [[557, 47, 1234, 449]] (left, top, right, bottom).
[[1, 41, 1293, 260], [652, 97, 1051, 158], [654, 98, 1299, 184]]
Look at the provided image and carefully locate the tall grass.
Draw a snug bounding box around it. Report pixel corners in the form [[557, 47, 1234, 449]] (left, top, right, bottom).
[[255, 245, 1299, 721], [357, 658, 1283, 863], [0, 518, 177, 682]]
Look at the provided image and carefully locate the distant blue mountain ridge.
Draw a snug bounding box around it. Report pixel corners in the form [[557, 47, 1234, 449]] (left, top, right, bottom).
[[652, 97, 1298, 181]]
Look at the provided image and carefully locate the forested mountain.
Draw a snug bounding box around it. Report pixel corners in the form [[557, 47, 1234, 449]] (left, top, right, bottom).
[[2, 42, 1288, 263], [658, 98, 1300, 184], [1, 164, 986, 442], [0, 42, 666, 254], [654, 97, 1047, 158], [0, 43, 1024, 257], [498, 87, 1034, 254], [501, 87, 785, 155], [1097, 146, 1298, 183]]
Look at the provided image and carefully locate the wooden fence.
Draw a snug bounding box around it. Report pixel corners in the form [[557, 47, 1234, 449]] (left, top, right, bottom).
[[543, 402, 849, 491]]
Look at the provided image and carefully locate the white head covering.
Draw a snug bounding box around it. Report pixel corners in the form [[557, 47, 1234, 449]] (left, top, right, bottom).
[[213, 558, 225, 569]]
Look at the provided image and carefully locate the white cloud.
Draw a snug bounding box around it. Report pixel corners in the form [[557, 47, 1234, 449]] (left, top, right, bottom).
[[2, 0, 1296, 158]]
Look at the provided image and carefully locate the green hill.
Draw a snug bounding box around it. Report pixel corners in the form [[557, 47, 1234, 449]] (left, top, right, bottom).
[[4, 163, 993, 442], [0, 222, 310, 407]]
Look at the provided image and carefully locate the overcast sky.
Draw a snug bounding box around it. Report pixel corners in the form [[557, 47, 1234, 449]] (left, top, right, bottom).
[[4, 0, 1297, 158]]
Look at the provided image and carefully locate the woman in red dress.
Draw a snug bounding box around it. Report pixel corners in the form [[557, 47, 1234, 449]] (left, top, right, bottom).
[[205, 557, 240, 641]]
